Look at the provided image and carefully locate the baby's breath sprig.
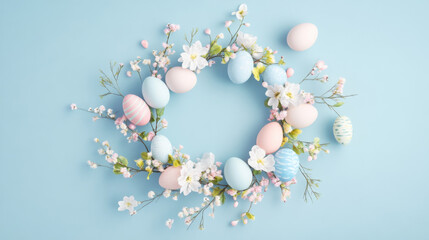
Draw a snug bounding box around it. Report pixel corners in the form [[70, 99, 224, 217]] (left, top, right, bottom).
[[299, 164, 321, 202], [99, 62, 125, 98]]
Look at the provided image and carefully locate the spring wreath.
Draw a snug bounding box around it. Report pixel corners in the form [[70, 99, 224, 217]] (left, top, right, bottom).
[[71, 3, 355, 230]]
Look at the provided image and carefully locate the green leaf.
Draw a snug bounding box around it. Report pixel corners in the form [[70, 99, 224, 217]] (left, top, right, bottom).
[[220, 193, 225, 205], [150, 113, 155, 123], [252, 170, 262, 175], [168, 154, 174, 164], [264, 98, 270, 108], [292, 145, 303, 155], [212, 176, 223, 184], [117, 156, 128, 166], [212, 187, 222, 197], [209, 43, 222, 55], [173, 160, 181, 167], [135, 159, 144, 169], [141, 152, 150, 160], [139, 131, 147, 139], [333, 102, 344, 107], [156, 107, 165, 117], [246, 212, 255, 220], [113, 167, 122, 175]]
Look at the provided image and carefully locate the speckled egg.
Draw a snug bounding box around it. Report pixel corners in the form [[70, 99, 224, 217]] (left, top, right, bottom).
[[287, 23, 318, 51], [142, 76, 170, 109], [286, 104, 318, 129], [274, 148, 300, 182], [224, 157, 252, 190], [122, 94, 151, 126], [227, 51, 253, 84], [333, 116, 353, 144], [256, 122, 283, 154], [165, 67, 197, 93], [159, 166, 181, 190], [262, 64, 287, 86], [150, 135, 173, 163]]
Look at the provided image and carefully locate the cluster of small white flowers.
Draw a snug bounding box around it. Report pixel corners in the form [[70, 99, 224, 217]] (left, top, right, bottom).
[[96, 139, 119, 164], [144, 156, 165, 173]]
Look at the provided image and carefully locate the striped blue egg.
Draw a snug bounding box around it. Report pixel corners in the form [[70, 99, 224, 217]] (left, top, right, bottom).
[[227, 51, 253, 84], [262, 64, 287, 86], [274, 148, 299, 182], [333, 116, 353, 144], [150, 135, 173, 163]]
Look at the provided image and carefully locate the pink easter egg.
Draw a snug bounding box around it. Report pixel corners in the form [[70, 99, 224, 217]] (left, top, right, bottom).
[[141, 40, 149, 48], [165, 67, 197, 93], [287, 23, 318, 51], [286, 68, 295, 78], [256, 122, 283, 154], [286, 104, 318, 128], [159, 166, 181, 190], [122, 94, 151, 126]]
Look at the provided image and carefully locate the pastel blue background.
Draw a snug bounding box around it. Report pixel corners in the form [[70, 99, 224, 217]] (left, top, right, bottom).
[[1, 0, 428, 239]]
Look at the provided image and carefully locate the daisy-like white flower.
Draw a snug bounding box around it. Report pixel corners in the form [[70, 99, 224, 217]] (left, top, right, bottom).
[[178, 161, 201, 196], [283, 82, 304, 107], [178, 41, 209, 71], [248, 145, 275, 172], [117, 196, 139, 215], [236, 31, 257, 49], [265, 85, 289, 109], [232, 4, 248, 20]]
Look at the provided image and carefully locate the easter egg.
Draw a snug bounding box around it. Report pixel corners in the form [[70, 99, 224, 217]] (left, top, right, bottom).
[[287, 23, 318, 51], [227, 51, 253, 84], [142, 76, 170, 109], [286, 104, 318, 129], [159, 166, 181, 190], [274, 148, 300, 182], [165, 67, 197, 93], [333, 116, 353, 144], [122, 94, 151, 126], [224, 157, 252, 190], [256, 122, 283, 154], [262, 64, 287, 86], [150, 135, 173, 163]]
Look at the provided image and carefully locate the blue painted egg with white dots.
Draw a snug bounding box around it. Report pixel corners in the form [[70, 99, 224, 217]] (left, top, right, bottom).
[[274, 148, 299, 182], [262, 64, 287, 86]]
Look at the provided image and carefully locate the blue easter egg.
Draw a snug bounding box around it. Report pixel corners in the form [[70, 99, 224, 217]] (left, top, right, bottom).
[[274, 148, 299, 182], [227, 51, 253, 84], [142, 76, 170, 109], [262, 64, 287, 86], [224, 157, 252, 190], [150, 135, 173, 163]]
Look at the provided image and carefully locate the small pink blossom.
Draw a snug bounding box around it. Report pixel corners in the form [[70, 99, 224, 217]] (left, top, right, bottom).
[[230, 53, 236, 59], [120, 167, 131, 178], [225, 20, 232, 28], [141, 40, 149, 48], [92, 116, 99, 122], [244, 23, 250, 27], [316, 60, 328, 71], [262, 82, 268, 88], [128, 124, 136, 130], [208, 60, 215, 67], [131, 132, 139, 142], [161, 119, 168, 128], [162, 42, 168, 48], [70, 103, 77, 110], [204, 28, 211, 35], [115, 115, 127, 125], [243, 219, 248, 224], [164, 28, 170, 34], [233, 201, 238, 208], [126, 71, 132, 77], [165, 219, 174, 229], [286, 68, 294, 78], [147, 131, 155, 141], [231, 220, 239, 226], [231, 43, 239, 52]]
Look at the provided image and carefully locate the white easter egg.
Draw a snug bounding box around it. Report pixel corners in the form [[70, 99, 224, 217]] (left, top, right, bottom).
[[142, 76, 170, 109], [333, 116, 353, 144], [165, 67, 197, 93], [287, 23, 318, 51], [150, 135, 173, 163], [223, 157, 252, 190], [227, 51, 253, 84], [286, 104, 318, 129]]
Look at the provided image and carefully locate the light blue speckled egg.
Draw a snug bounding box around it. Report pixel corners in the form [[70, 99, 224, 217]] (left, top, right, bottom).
[[274, 148, 300, 182], [142, 76, 170, 109], [224, 157, 252, 190], [227, 51, 253, 84], [150, 135, 173, 163], [333, 116, 353, 144], [262, 64, 287, 86]]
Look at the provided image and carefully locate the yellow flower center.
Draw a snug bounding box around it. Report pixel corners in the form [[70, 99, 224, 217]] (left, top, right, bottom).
[[239, 10, 244, 16], [274, 92, 281, 98], [190, 54, 197, 60], [257, 159, 264, 165], [126, 202, 132, 207], [286, 92, 294, 99], [186, 176, 192, 183]]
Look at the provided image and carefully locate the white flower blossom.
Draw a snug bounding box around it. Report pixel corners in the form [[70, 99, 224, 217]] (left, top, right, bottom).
[[166, 219, 174, 229], [178, 41, 209, 71], [265, 85, 288, 109], [236, 31, 257, 49], [130, 60, 141, 72], [248, 145, 275, 172], [178, 161, 201, 196], [117, 196, 139, 215], [232, 4, 248, 20]]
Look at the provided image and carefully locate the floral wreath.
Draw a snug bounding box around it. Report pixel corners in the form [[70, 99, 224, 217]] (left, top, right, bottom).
[[71, 3, 355, 230]]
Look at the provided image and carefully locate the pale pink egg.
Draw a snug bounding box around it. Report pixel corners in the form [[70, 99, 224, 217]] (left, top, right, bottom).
[[287, 23, 318, 51], [286, 104, 318, 128], [165, 67, 197, 93], [141, 40, 148, 48], [256, 122, 283, 154], [159, 166, 181, 190], [122, 94, 151, 126], [286, 68, 295, 78]]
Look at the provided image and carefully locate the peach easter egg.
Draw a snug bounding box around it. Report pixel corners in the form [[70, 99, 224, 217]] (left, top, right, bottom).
[[287, 23, 318, 51], [165, 67, 197, 93], [256, 122, 283, 154], [286, 104, 318, 129], [159, 166, 181, 190], [122, 94, 151, 126]]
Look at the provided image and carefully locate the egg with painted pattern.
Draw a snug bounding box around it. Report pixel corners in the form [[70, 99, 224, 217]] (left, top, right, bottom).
[[224, 157, 252, 190], [159, 166, 181, 190], [142, 76, 170, 109], [262, 64, 287, 86], [151, 135, 173, 163], [274, 148, 300, 182], [122, 94, 151, 126], [333, 116, 353, 144], [227, 51, 253, 84]]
